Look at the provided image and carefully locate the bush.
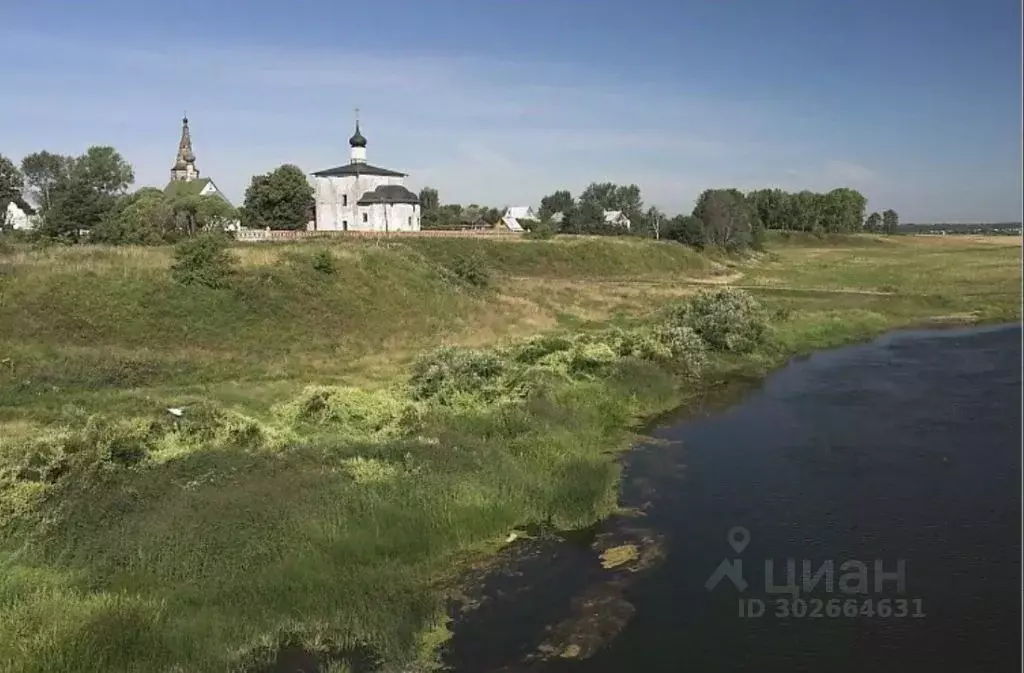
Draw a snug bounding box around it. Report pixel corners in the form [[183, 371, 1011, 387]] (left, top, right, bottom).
[[506, 334, 574, 364], [665, 215, 707, 250], [409, 346, 508, 404], [311, 249, 336, 275], [524, 220, 556, 240], [278, 385, 406, 439], [654, 324, 708, 375], [446, 254, 492, 289], [170, 233, 236, 288], [668, 288, 768, 353]]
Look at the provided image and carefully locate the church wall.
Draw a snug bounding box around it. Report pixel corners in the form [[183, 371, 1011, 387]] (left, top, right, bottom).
[[364, 203, 421, 232], [314, 174, 416, 231]]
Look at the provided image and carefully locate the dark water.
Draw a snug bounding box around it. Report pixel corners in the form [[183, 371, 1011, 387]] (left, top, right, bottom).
[[449, 324, 1022, 673]]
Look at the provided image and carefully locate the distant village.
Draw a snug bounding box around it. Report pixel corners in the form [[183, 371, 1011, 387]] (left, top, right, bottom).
[[4, 115, 1019, 241], [5, 114, 634, 239]]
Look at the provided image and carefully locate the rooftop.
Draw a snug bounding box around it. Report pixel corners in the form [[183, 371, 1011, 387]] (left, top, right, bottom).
[[356, 184, 420, 205], [312, 163, 408, 178]]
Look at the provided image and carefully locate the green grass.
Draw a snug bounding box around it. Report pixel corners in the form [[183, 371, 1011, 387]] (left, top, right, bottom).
[[0, 233, 1019, 672]]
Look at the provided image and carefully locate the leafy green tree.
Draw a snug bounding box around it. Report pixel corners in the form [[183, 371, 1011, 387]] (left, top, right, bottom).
[[91, 188, 174, 245], [538, 189, 574, 222], [20, 151, 72, 213], [418, 187, 439, 211], [664, 215, 707, 249], [418, 186, 441, 229], [36, 146, 135, 241], [882, 209, 900, 235], [242, 164, 314, 231], [747, 188, 791, 230], [821, 188, 868, 232], [171, 194, 238, 237], [693, 189, 755, 250], [0, 154, 22, 227], [865, 211, 882, 233]]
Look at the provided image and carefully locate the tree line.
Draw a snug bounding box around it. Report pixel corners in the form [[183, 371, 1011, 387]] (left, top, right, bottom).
[[2, 146, 900, 250], [524, 184, 901, 250], [0, 149, 318, 244]]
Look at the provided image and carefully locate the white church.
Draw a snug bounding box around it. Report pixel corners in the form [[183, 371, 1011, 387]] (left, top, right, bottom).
[[310, 117, 421, 232]]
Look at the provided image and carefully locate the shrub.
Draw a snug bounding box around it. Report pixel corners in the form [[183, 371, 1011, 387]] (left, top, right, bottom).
[[279, 385, 407, 439], [524, 220, 556, 240], [668, 288, 768, 353], [170, 233, 236, 288], [654, 324, 708, 375], [665, 215, 707, 250], [446, 254, 492, 289], [567, 342, 619, 377], [506, 334, 574, 364], [409, 346, 508, 404], [311, 249, 336, 275]]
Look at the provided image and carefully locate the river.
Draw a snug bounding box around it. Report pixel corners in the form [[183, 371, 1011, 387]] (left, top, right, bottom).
[[444, 323, 1022, 673]]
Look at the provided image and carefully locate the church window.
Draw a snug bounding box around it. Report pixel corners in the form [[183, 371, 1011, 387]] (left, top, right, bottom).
[[408, 217, 412, 226], [362, 213, 368, 223], [343, 221, 348, 231], [342, 195, 348, 206]]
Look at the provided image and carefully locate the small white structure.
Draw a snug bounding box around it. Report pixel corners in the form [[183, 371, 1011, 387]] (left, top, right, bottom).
[[4, 198, 38, 230], [603, 210, 632, 230], [501, 206, 537, 232], [311, 115, 421, 232]]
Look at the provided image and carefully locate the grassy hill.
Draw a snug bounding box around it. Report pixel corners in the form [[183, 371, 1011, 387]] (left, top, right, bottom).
[[0, 233, 1018, 672]]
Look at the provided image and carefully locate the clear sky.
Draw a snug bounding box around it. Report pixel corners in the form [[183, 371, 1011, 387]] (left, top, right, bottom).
[[1, 0, 1020, 222]]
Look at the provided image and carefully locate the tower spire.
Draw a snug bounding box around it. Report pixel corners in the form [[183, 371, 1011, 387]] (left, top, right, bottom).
[[171, 114, 199, 181]]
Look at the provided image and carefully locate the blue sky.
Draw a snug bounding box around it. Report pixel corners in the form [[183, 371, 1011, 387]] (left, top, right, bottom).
[[1, 0, 1020, 222]]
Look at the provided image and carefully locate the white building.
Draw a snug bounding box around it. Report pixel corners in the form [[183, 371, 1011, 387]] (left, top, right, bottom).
[[311, 118, 421, 232], [4, 197, 38, 230], [501, 206, 537, 232], [603, 210, 632, 229]]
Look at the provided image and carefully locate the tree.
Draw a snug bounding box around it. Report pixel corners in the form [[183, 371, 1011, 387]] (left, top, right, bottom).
[[664, 215, 707, 249], [20, 151, 70, 214], [637, 206, 665, 239], [74, 146, 134, 196], [882, 209, 899, 235], [0, 154, 22, 228], [418, 186, 439, 212], [538, 189, 574, 221], [747, 188, 791, 231], [418, 186, 442, 229], [693, 189, 755, 250], [91, 188, 174, 245], [242, 164, 314, 231], [171, 194, 238, 238], [865, 211, 882, 233], [35, 146, 135, 241], [821, 188, 867, 232]]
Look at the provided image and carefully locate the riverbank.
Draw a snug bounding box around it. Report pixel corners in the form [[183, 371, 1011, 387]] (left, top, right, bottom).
[[0, 233, 1019, 672]]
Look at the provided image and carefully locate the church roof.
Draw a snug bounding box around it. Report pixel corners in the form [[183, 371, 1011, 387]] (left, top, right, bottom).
[[165, 178, 212, 198], [163, 178, 232, 205], [356, 184, 420, 205], [8, 196, 36, 215], [311, 163, 408, 178]]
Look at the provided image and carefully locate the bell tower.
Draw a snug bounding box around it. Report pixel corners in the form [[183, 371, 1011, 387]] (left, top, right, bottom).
[[170, 113, 200, 182]]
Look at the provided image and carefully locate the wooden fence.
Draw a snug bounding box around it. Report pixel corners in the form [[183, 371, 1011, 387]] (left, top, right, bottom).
[[233, 229, 524, 243]]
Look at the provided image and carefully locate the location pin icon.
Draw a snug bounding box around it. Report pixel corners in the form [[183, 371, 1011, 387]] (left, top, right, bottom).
[[727, 526, 750, 554]]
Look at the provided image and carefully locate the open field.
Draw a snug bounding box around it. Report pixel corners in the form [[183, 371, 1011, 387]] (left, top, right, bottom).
[[0, 233, 1019, 672]]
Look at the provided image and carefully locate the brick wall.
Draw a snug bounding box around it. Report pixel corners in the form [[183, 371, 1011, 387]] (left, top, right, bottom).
[[234, 229, 524, 243]]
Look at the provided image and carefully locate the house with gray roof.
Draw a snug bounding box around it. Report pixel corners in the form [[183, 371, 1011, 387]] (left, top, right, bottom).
[[310, 114, 421, 232]]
